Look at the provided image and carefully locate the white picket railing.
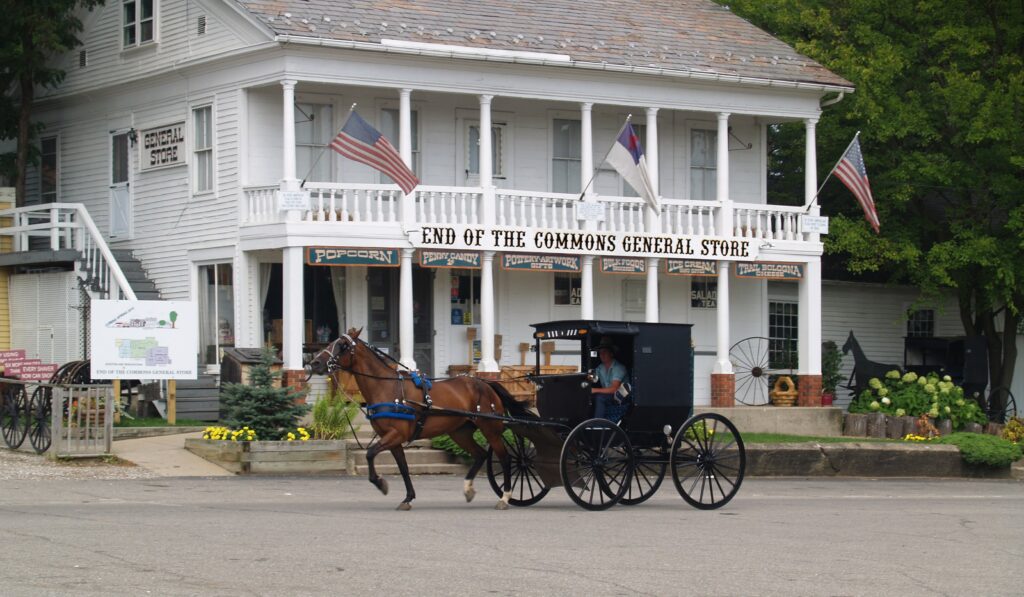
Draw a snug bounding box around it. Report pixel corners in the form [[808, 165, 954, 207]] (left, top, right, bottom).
[[733, 203, 807, 242], [661, 200, 719, 237], [496, 189, 580, 230], [0, 203, 136, 300]]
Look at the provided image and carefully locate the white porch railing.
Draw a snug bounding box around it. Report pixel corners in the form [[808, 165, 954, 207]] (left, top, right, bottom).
[[0, 203, 136, 300], [241, 183, 812, 242]]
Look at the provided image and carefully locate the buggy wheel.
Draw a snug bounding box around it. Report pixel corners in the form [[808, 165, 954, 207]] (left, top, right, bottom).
[[985, 387, 1017, 424], [486, 433, 550, 507], [619, 448, 666, 506], [729, 337, 779, 406], [1, 384, 29, 449], [28, 387, 53, 454], [671, 413, 745, 510], [559, 418, 633, 511]]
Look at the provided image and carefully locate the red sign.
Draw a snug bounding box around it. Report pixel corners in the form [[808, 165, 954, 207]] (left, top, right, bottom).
[[12, 363, 59, 381], [0, 349, 26, 365]]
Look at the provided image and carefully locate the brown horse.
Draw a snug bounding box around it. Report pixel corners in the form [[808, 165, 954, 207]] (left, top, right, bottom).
[[307, 328, 523, 511]]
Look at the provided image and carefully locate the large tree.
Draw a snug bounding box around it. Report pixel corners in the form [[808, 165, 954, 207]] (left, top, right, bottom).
[[0, 0, 103, 205], [723, 0, 1024, 405]]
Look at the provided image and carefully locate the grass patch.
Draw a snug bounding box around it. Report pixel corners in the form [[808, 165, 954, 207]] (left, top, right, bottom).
[[741, 432, 894, 444], [114, 417, 209, 428]]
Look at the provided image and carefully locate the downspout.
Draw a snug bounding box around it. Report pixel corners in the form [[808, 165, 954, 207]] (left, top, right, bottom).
[[820, 92, 845, 108]]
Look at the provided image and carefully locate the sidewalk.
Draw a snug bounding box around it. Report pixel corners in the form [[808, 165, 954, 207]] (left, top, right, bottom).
[[111, 431, 233, 477]]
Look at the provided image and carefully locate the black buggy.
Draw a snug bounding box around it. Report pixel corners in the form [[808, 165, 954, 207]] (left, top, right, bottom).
[[483, 320, 746, 510]]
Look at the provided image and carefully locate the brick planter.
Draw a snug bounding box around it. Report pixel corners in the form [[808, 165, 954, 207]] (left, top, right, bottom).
[[185, 439, 347, 474]]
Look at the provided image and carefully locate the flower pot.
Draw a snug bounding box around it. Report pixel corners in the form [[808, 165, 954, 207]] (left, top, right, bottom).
[[821, 392, 834, 406]]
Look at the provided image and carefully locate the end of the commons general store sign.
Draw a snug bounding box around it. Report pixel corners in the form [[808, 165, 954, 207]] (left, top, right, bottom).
[[410, 225, 758, 261]]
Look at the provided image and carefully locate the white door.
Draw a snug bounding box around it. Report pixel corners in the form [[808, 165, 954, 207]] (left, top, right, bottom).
[[10, 271, 82, 364], [110, 131, 132, 238]]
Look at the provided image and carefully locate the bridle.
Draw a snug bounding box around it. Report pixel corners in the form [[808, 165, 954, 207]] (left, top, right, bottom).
[[314, 333, 356, 375]]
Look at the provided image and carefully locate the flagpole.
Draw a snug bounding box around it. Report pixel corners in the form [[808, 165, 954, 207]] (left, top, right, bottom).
[[804, 131, 859, 211], [577, 115, 632, 201], [300, 103, 357, 188]]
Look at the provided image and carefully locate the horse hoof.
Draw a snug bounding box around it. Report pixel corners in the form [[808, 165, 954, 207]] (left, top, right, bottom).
[[397, 502, 412, 511], [375, 478, 389, 496], [494, 501, 509, 511], [464, 487, 476, 503]]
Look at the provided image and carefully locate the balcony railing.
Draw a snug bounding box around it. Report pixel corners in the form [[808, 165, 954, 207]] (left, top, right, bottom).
[[241, 183, 813, 242]]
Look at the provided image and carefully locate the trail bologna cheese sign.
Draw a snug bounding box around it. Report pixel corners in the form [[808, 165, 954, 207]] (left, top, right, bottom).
[[411, 225, 758, 261], [139, 123, 186, 171], [735, 262, 804, 280]]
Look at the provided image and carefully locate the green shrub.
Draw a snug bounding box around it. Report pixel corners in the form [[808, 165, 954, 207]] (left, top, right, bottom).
[[1002, 416, 1024, 444], [937, 432, 1023, 468], [220, 347, 309, 441], [309, 390, 360, 440], [847, 370, 987, 430], [432, 429, 515, 462]]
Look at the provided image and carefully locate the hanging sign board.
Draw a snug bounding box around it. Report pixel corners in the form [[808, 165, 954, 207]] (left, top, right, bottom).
[[735, 262, 804, 280], [139, 123, 186, 171], [90, 300, 198, 380], [575, 202, 606, 222], [278, 190, 311, 211], [600, 257, 646, 274], [306, 247, 400, 267], [502, 253, 581, 272], [801, 215, 829, 234], [419, 250, 481, 269], [665, 260, 717, 277]]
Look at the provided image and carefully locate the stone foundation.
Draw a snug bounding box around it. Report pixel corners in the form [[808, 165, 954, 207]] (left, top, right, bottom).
[[710, 373, 735, 407], [798, 374, 822, 407]]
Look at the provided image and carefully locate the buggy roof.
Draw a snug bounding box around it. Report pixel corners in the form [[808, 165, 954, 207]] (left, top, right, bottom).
[[530, 320, 691, 340]]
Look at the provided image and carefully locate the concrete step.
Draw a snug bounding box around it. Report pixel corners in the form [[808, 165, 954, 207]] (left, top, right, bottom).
[[344, 437, 433, 449], [354, 462, 469, 476], [348, 447, 459, 467], [110, 249, 137, 260]]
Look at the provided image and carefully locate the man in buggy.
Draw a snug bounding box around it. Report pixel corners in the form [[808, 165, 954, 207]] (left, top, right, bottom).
[[590, 336, 631, 421]]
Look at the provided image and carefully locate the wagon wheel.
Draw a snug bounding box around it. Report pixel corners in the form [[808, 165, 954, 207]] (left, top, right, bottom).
[[28, 386, 53, 454], [670, 413, 745, 510], [729, 337, 783, 406], [486, 433, 550, 507], [985, 387, 1018, 424], [1, 384, 29, 449], [559, 418, 634, 511], [619, 447, 667, 506]]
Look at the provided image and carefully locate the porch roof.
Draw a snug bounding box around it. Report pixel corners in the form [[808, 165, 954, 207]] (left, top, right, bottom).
[[236, 0, 853, 89]]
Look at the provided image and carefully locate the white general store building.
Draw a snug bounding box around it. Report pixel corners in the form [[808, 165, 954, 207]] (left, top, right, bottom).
[[4, 0, 1019, 409]]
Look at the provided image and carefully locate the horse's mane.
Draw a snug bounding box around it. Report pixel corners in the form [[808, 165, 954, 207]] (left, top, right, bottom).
[[484, 380, 535, 419]]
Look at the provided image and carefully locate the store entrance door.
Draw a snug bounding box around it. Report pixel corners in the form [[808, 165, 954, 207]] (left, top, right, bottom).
[[367, 267, 434, 375]]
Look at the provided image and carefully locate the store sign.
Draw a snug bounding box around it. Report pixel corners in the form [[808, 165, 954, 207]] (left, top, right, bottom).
[[665, 259, 717, 277], [735, 262, 804, 280], [90, 300, 198, 380], [691, 279, 717, 309], [801, 215, 829, 234], [278, 190, 311, 211], [306, 247, 400, 267], [575, 202, 606, 222], [502, 253, 581, 272], [420, 250, 480, 269], [139, 123, 186, 171], [411, 224, 757, 262], [601, 257, 646, 274]]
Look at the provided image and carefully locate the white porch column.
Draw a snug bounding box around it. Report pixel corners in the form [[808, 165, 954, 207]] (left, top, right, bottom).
[[282, 246, 304, 370], [479, 250, 499, 372], [399, 88, 415, 225], [800, 117, 822, 382], [232, 248, 252, 348], [714, 262, 732, 373], [281, 80, 301, 223], [714, 112, 732, 373], [580, 255, 595, 320], [645, 107, 660, 322], [399, 248, 416, 370], [581, 103, 594, 197], [479, 94, 496, 226]]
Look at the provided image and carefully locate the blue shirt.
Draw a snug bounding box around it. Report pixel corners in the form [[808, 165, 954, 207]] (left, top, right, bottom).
[[596, 360, 629, 389]]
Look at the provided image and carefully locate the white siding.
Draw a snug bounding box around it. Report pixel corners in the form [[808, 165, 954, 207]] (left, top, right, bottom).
[[9, 272, 82, 364]]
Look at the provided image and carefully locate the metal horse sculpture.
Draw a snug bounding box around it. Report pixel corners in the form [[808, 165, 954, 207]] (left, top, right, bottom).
[[307, 328, 523, 511], [841, 330, 902, 396]]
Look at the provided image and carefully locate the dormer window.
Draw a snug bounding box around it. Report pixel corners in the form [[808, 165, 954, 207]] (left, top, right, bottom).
[[123, 0, 155, 47]]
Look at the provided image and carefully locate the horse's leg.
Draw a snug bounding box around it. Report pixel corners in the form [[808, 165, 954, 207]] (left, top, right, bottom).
[[476, 421, 512, 510], [448, 422, 488, 503], [366, 426, 405, 496], [390, 446, 416, 511]]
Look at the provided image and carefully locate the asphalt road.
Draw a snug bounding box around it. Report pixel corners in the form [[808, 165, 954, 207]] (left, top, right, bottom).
[[1, 475, 1021, 596]]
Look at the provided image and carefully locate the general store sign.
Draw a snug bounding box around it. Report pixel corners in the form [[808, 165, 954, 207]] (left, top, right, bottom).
[[139, 122, 186, 171], [502, 253, 580, 272], [420, 250, 480, 269], [307, 247, 399, 267], [601, 257, 646, 274], [411, 225, 758, 262], [665, 260, 718, 277], [735, 262, 804, 280]]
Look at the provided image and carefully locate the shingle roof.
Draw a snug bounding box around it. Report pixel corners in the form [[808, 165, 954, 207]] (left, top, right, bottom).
[[235, 0, 852, 89]]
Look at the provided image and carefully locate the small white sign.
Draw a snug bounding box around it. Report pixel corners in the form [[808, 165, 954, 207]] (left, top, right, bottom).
[[801, 215, 829, 234], [278, 190, 311, 211], [575, 201, 606, 222], [139, 122, 186, 171], [90, 300, 198, 380]]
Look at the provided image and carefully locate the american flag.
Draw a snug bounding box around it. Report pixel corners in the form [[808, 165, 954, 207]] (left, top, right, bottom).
[[330, 111, 419, 195], [833, 135, 879, 233]]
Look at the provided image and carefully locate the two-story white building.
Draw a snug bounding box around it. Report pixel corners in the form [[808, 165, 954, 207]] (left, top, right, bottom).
[[7, 0, 1017, 412]]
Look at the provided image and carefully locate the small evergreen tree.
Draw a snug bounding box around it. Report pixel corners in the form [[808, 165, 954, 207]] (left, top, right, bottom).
[[220, 347, 308, 440]]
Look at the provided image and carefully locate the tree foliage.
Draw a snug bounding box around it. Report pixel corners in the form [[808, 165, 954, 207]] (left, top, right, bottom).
[[0, 0, 103, 201], [724, 0, 1024, 393], [220, 348, 309, 441]]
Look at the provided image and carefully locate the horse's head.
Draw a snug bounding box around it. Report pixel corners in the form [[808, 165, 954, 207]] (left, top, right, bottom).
[[307, 327, 362, 376], [841, 330, 855, 355]]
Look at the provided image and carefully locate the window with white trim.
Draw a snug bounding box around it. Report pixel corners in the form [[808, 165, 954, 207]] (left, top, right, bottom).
[[552, 119, 581, 193], [192, 105, 213, 194], [554, 273, 581, 306], [380, 108, 420, 180], [40, 136, 58, 203], [467, 122, 506, 179], [906, 309, 935, 337], [123, 0, 156, 47], [690, 128, 717, 200], [295, 103, 333, 183], [769, 301, 799, 369]]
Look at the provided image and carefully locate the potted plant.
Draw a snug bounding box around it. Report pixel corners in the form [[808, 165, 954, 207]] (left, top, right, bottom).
[[821, 340, 843, 406]]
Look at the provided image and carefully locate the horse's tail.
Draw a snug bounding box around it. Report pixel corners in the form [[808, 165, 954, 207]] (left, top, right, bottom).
[[484, 380, 534, 419]]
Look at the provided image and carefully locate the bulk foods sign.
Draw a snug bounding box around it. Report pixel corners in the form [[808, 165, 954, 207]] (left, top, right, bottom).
[[411, 225, 758, 261]]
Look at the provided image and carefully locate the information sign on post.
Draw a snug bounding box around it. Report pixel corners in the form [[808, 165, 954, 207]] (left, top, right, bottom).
[[90, 300, 198, 380], [801, 215, 829, 234], [278, 190, 311, 212]]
